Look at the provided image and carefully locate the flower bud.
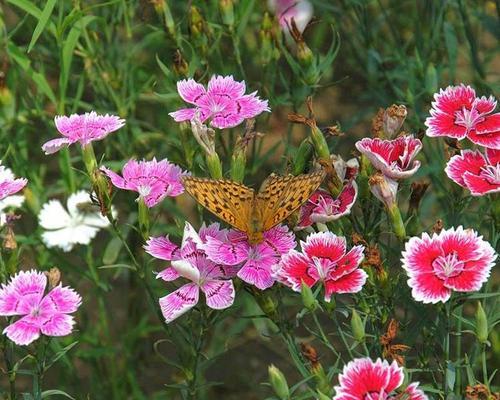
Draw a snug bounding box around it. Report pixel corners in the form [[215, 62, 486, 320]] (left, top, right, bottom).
[[383, 104, 407, 138], [369, 173, 398, 209], [45, 267, 61, 289], [268, 365, 290, 399], [152, 0, 176, 38], [475, 301, 489, 344], [301, 280, 317, 311], [292, 139, 313, 175], [350, 309, 365, 343], [173, 49, 188, 77], [219, 0, 234, 28]]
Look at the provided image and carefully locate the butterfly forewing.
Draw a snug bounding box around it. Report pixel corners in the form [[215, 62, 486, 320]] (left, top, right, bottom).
[[257, 171, 326, 231], [182, 176, 254, 232]]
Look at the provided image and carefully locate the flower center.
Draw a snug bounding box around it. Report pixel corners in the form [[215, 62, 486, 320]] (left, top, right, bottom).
[[137, 185, 152, 198], [454, 107, 484, 131], [480, 164, 500, 185], [30, 307, 41, 317], [432, 252, 465, 280]]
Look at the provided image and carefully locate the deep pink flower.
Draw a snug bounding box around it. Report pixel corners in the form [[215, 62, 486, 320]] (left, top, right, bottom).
[[355, 135, 422, 179], [333, 358, 427, 400], [0, 162, 27, 201], [0, 270, 81, 345], [425, 85, 500, 150], [268, 0, 313, 33], [298, 156, 358, 229], [145, 223, 237, 323], [402, 226, 497, 304], [203, 225, 295, 290], [169, 75, 270, 129], [445, 148, 500, 196], [101, 158, 187, 208], [275, 232, 366, 301], [42, 112, 125, 154]]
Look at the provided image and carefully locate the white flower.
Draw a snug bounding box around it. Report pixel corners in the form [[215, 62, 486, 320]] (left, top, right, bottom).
[[0, 195, 25, 226], [38, 191, 111, 252]]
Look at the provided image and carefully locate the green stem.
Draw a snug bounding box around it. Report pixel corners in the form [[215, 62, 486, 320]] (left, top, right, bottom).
[[311, 311, 341, 359], [443, 302, 451, 398], [455, 306, 462, 395], [387, 204, 406, 241], [332, 313, 355, 360], [481, 344, 488, 387]]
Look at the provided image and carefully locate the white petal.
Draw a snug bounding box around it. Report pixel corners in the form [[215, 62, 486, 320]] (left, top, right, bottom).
[[38, 200, 72, 230], [0, 195, 24, 212], [66, 191, 93, 217], [171, 259, 201, 283]]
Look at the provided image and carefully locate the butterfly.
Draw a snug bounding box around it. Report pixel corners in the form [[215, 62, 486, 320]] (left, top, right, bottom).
[[182, 171, 326, 244]]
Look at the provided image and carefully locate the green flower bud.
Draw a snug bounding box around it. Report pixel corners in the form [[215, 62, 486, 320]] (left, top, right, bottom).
[[138, 197, 150, 241], [350, 309, 365, 343], [301, 280, 317, 311], [268, 365, 289, 399], [475, 301, 489, 344], [316, 390, 331, 400], [292, 139, 313, 175], [219, 0, 234, 28]]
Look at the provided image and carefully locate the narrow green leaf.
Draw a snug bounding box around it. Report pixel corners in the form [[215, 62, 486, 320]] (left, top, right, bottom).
[[41, 390, 76, 399], [27, 0, 57, 53]]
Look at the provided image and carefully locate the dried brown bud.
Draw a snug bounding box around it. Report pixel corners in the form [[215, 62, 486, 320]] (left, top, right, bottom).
[[173, 49, 188, 77], [371, 108, 385, 138], [369, 173, 398, 209], [432, 219, 444, 234], [383, 104, 407, 138], [45, 267, 61, 289], [465, 384, 498, 400], [321, 124, 343, 137], [409, 180, 430, 213]]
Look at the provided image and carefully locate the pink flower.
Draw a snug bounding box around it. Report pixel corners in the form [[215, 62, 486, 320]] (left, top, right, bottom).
[[0, 161, 27, 201], [275, 232, 366, 301], [355, 135, 422, 179], [0, 270, 81, 345], [101, 158, 187, 208], [169, 75, 270, 129], [425, 84, 500, 150], [145, 223, 237, 323], [268, 0, 313, 33], [297, 156, 358, 228], [402, 226, 497, 304], [42, 111, 125, 154], [445, 148, 500, 196], [203, 225, 296, 290], [333, 358, 427, 400]]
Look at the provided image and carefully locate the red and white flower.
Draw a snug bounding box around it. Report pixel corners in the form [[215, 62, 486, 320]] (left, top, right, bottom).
[[402, 226, 497, 304], [425, 84, 500, 150], [333, 358, 427, 400], [274, 232, 366, 301], [445, 148, 500, 196], [355, 135, 422, 179]]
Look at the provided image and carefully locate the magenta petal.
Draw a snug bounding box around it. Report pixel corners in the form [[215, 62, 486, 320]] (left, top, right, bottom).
[[200, 279, 235, 310], [467, 128, 500, 150], [211, 112, 245, 129], [169, 108, 197, 122], [407, 271, 451, 303], [440, 227, 484, 262], [0, 178, 28, 201], [324, 269, 367, 300], [41, 138, 74, 155], [176, 79, 206, 104], [237, 261, 275, 290], [473, 95, 497, 114], [236, 93, 270, 118], [474, 113, 500, 134], [207, 75, 246, 99], [302, 232, 346, 263], [3, 317, 41, 345], [425, 111, 468, 139], [159, 283, 199, 323], [39, 285, 81, 314], [486, 148, 500, 164], [262, 225, 296, 254], [144, 236, 180, 261], [40, 313, 75, 337], [329, 245, 365, 280], [157, 267, 181, 281], [463, 172, 500, 196], [276, 250, 319, 291], [445, 150, 486, 187], [101, 166, 127, 189], [0, 270, 47, 316], [203, 234, 249, 266]]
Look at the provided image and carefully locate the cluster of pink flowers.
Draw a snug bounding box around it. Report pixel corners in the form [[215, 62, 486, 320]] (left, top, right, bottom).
[[333, 358, 427, 400], [426, 84, 500, 196], [169, 75, 269, 129], [0, 270, 81, 345], [275, 232, 366, 301]]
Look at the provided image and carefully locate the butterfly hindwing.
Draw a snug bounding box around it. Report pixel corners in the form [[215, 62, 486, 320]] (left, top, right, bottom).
[[258, 171, 326, 230], [182, 176, 254, 232]]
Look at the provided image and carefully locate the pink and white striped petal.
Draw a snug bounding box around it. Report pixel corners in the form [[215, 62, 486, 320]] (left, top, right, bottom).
[[324, 269, 367, 301], [40, 313, 75, 337], [39, 285, 82, 314], [200, 280, 235, 310], [41, 138, 75, 155], [176, 79, 207, 105], [144, 236, 180, 261], [168, 108, 197, 122], [207, 75, 246, 99], [3, 316, 41, 345], [0, 270, 47, 316], [237, 261, 275, 290], [445, 150, 486, 188], [301, 232, 346, 263], [157, 267, 181, 282], [275, 250, 319, 291], [159, 283, 200, 323]]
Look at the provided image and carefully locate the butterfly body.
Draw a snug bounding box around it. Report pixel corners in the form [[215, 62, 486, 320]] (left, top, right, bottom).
[[182, 171, 326, 244]]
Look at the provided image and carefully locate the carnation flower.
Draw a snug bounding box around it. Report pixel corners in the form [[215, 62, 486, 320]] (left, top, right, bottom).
[[445, 148, 500, 196], [203, 225, 296, 290], [297, 156, 358, 229], [169, 75, 270, 129], [355, 135, 422, 179], [42, 111, 125, 154], [101, 158, 187, 208], [275, 231, 366, 301], [145, 222, 237, 323], [38, 191, 111, 252], [333, 358, 427, 400], [0, 270, 81, 345], [268, 0, 313, 33], [0, 161, 27, 201], [402, 226, 497, 304], [425, 84, 500, 150]]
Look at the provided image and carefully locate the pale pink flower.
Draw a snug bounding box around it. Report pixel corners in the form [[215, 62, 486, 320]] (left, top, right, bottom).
[[203, 225, 295, 290], [0, 161, 27, 201], [402, 226, 497, 304], [355, 135, 422, 179], [275, 231, 366, 301], [445, 148, 500, 196], [298, 156, 358, 228], [42, 111, 125, 154], [0, 270, 81, 345], [169, 75, 270, 129], [268, 0, 313, 33], [101, 158, 187, 208], [145, 223, 237, 323], [333, 358, 427, 400], [425, 84, 500, 150]]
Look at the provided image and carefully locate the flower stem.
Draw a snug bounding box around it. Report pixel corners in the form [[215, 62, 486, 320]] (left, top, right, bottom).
[[454, 305, 462, 395], [387, 204, 406, 241], [481, 344, 488, 387], [443, 302, 451, 397]]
